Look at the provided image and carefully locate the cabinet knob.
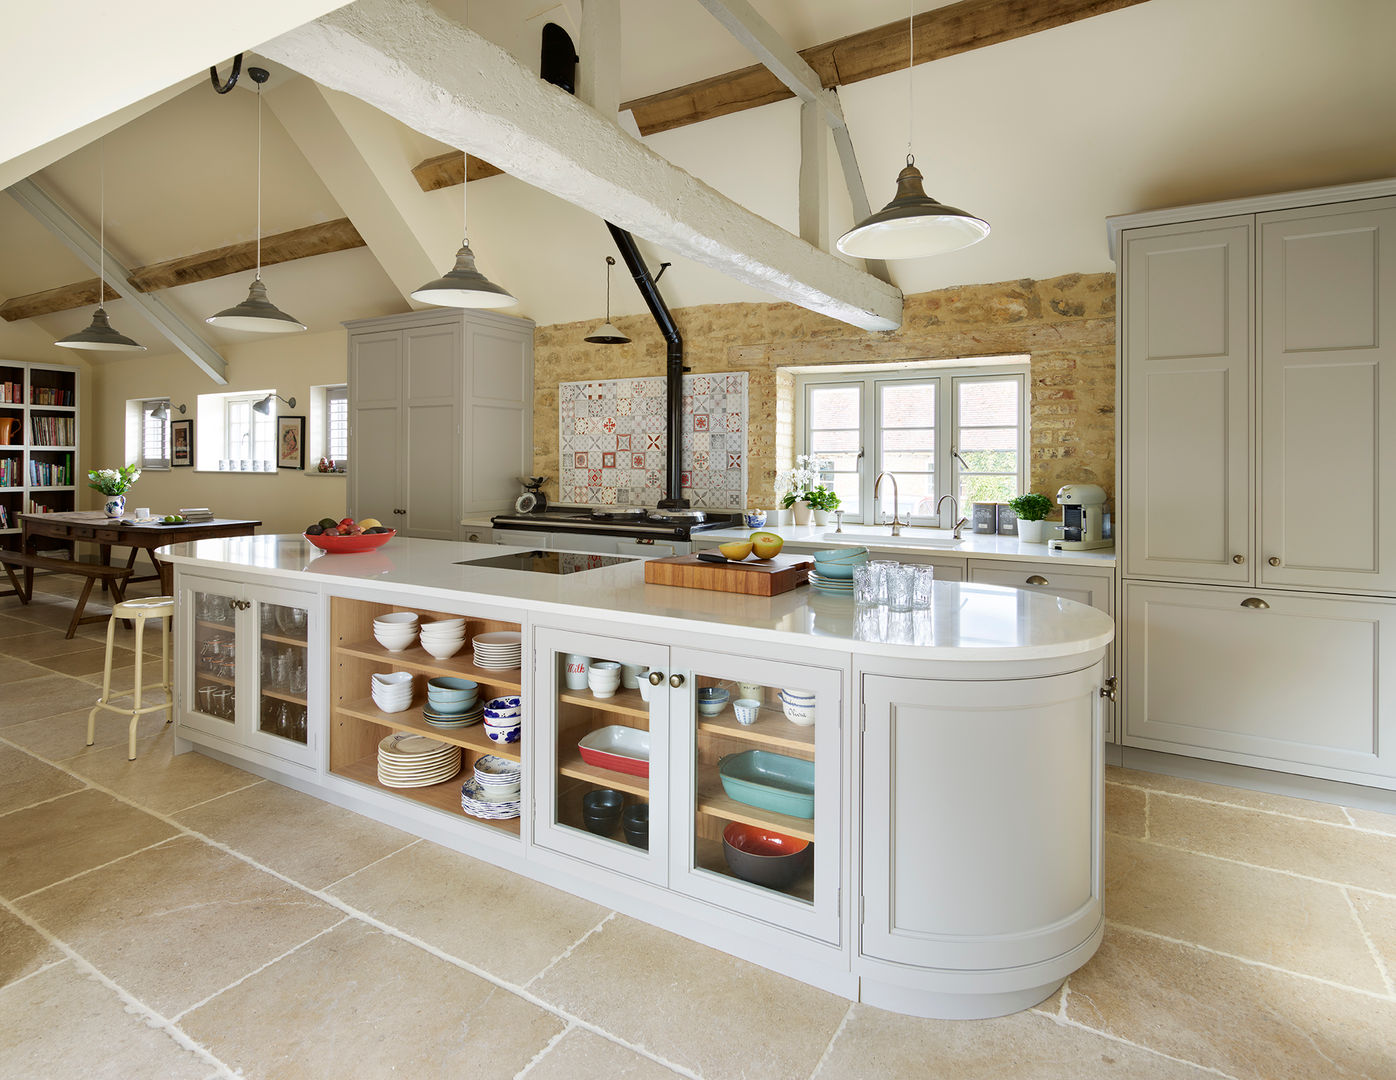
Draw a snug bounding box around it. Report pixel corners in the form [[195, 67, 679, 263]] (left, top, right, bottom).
[[648, 671, 665, 685], [1240, 597, 1270, 609], [1025, 575, 1048, 585], [1099, 676, 1118, 702], [467, 533, 480, 542], [1268, 556, 1281, 566], [1232, 554, 1245, 564], [669, 673, 685, 688]]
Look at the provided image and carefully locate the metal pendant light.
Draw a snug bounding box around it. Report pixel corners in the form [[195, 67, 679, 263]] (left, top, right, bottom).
[[835, 2, 989, 260], [206, 67, 306, 333], [56, 139, 146, 352], [585, 256, 630, 344]]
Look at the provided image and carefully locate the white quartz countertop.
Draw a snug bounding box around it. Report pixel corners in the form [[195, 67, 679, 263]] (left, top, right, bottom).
[[163, 535, 1114, 663], [700, 524, 1116, 566]]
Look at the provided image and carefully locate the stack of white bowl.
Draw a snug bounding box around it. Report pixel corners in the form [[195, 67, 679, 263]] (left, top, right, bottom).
[[779, 687, 816, 726], [419, 617, 467, 660], [373, 612, 419, 653], [588, 660, 622, 699], [371, 671, 414, 714]]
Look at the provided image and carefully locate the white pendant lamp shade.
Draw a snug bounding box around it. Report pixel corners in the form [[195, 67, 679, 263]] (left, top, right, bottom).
[[836, 159, 990, 259], [207, 278, 306, 332], [585, 254, 630, 344], [410, 243, 516, 309], [55, 307, 146, 352]]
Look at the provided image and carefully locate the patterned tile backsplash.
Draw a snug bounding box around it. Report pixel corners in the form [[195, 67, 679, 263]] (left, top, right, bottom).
[[558, 373, 748, 509]]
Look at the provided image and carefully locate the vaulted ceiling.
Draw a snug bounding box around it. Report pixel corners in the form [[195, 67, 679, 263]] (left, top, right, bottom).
[[1, 0, 1394, 374]]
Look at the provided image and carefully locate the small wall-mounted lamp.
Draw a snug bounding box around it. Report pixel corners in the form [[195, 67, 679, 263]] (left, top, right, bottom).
[[253, 393, 295, 416]]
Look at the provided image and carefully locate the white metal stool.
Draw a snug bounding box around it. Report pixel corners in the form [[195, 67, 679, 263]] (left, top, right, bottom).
[[87, 595, 175, 760]]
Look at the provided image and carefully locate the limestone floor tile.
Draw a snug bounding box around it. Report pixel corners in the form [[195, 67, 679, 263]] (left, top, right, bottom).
[[1147, 791, 1396, 894], [62, 734, 259, 814], [816, 1002, 1215, 1080], [525, 1028, 685, 1080], [0, 629, 107, 662], [1349, 891, 1396, 992], [327, 840, 607, 985], [0, 654, 49, 683], [1104, 765, 1351, 824], [18, 835, 344, 1018], [1346, 806, 1396, 836], [532, 914, 848, 1080], [0, 612, 47, 638], [0, 788, 175, 899], [0, 963, 217, 1080], [0, 744, 85, 813], [0, 705, 172, 762], [6, 601, 117, 636], [0, 908, 64, 988], [1104, 782, 1146, 838], [1064, 925, 1396, 1080], [30, 645, 137, 677], [0, 673, 101, 726], [180, 920, 564, 1080], [174, 783, 415, 891], [1104, 834, 1386, 991]]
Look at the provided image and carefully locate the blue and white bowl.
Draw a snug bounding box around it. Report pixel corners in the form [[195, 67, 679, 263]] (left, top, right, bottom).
[[744, 509, 768, 528], [484, 722, 521, 744]]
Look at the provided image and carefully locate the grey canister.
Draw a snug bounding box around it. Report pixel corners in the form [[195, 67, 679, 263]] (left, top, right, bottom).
[[973, 503, 998, 534]]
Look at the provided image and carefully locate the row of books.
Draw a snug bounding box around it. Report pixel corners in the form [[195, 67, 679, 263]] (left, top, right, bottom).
[[29, 416, 75, 446], [0, 458, 18, 487], [28, 458, 72, 486], [0, 383, 74, 405], [180, 507, 214, 522]]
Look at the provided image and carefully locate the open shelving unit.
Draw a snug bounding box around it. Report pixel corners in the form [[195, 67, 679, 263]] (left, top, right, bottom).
[[0, 361, 80, 543], [330, 597, 524, 837]]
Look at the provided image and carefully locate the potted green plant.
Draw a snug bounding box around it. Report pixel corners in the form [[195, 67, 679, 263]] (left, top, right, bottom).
[[88, 463, 141, 519], [776, 455, 840, 526], [1007, 492, 1054, 543]]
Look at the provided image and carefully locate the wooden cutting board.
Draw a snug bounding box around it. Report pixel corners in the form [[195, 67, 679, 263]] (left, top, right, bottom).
[[644, 552, 813, 596]]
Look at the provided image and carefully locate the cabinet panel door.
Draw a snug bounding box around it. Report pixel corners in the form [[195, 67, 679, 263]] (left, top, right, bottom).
[[178, 575, 242, 740], [1259, 197, 1396, 593], [348, 331, 402, 525], [1122, 582, 1396, 786], [243, 584, 317, 768], [861, 667, 1103, 970], [402, 324, 462, 540], [1123, 221, 1253, 582]]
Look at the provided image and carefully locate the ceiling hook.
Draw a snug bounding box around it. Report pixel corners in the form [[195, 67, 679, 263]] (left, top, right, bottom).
[[654, 261, 673, 282], [210, 54, 244, 94]]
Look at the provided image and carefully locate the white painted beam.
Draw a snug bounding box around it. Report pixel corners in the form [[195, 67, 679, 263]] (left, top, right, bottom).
[[258, 0, 902, 332], [799, 100, 828, 251], [7, 179, 228, 384], [579, 0, 621, 119], [266, 79, 447, 306]]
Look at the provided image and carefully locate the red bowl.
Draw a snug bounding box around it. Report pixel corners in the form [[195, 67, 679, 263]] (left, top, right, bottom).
[[303, 529, 396, 554], [722, 822, 809, 858]]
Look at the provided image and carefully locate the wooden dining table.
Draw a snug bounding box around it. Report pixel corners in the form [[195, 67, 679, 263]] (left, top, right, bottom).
[[21, 511, 261, 596]]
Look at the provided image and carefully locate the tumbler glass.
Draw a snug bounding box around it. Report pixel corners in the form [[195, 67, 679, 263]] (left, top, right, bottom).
[[885, 565, 915, 612], [853, 564, 879, 606], [289, 652, 307, 695], [870, 560, 899, 604], [913, 565, 935, 609]]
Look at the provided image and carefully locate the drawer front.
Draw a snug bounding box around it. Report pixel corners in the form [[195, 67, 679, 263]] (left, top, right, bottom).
[[967, 562, 1111, 613], [1123, 582, 1396, 785]]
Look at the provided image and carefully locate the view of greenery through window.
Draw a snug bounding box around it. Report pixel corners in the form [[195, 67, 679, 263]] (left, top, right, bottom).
[[957, 379, 1020, 509]]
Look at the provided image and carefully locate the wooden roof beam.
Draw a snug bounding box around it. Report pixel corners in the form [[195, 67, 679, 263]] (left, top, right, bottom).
[[0, 217, 365, 322]]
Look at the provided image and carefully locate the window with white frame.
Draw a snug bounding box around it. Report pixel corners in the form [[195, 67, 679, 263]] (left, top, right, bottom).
[[325, 384, 348, 464], [796, 361, 1028, 526], [224, 394, 275, 468], [139, 399, 170, 470]]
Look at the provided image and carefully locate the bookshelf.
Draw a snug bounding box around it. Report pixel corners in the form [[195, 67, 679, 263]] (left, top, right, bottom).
[[0, 361, 81, 542]]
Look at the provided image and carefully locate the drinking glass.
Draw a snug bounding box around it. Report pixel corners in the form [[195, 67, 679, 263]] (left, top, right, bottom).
[[870, 560, 898, 604], [197, 685, 214, 714], [853, 564, 878, 606], [886, 565, 915, 612], [289, 652, 307, 695], [913, 566, 935, 608]]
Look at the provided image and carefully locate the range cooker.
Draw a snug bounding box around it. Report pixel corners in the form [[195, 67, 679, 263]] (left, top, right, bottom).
[[490, 506, 739, 555]]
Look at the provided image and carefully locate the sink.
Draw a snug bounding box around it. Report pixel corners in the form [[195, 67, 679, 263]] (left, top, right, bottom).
[[820, 530, 964, 549]]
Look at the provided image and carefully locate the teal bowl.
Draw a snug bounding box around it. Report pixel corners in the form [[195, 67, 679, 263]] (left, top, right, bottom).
[[812, 560, 861, 579], [812, 546, 869, 563]]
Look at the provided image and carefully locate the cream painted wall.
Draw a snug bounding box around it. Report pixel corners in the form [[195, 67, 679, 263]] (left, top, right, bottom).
[[85, 330, 347, 534]]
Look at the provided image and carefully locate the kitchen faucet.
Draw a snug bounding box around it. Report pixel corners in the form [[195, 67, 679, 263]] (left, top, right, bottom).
[[936, 494, 969, 540], [874, 472, 906, 536]]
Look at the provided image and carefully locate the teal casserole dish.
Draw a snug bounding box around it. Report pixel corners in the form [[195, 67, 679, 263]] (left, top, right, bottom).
[[718, 750, 815, 818]]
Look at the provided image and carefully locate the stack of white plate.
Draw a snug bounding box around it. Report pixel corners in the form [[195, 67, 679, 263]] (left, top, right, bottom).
[[460, 775, 521, 820], [472, 631, 523, 670], [376, 733, 461, 788], [473, 754, 522, 795], [422, 702, 484, 729], [809, 571, 855, 595]]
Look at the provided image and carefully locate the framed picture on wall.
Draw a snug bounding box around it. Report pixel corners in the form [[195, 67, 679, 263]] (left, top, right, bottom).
[[171, 419, 193, 467], [277, 416, 305, 470]]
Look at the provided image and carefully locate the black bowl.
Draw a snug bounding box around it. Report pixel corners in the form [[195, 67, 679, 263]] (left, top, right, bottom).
[[622, 803, 649, 849], [582, 789, 624, 836]]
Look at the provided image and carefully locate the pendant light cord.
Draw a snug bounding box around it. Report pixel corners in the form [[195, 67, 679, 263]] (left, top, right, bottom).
[[255, 78, 263, 280], [907, 0, 915, 165], [461, 0, 470, 249], [98, 138, 106, 302], [605, 255, 614, 320]]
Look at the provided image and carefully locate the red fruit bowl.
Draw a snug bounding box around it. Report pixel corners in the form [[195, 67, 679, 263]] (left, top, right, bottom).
[[303, 529, 396, 554]]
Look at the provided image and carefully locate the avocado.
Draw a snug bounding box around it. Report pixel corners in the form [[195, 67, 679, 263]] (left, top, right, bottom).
[[305, 524, 324, 536], [317, 517, 338, 530]]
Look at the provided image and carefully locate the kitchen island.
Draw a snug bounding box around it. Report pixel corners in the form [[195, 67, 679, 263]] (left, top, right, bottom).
[[164, 535, 1113, 1020]]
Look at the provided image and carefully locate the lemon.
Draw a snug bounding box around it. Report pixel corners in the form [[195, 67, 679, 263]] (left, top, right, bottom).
[[359, 517, 383, 530]]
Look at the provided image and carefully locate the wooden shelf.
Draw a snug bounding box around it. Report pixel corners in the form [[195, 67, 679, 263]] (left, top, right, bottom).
[[697, 708, 816, 755], [195, 618, 237, 632], [334, 757, 520, 836], [260, 631, 308, 647], [337, 639, 522, 691], [693, 835, 815, 904], [261, 687, 308, 706], [694, 777, 814, 842], [194, 671, 234, 688], [558, 684, 649, 719], [557, 747, 649, 797], [339, 696, 521, 762]]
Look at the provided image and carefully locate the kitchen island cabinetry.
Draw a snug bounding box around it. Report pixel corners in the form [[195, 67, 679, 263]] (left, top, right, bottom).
[[166, 535, 1112, 1020]]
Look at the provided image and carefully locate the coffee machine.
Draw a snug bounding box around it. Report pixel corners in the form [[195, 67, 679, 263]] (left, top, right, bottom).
[[1049, 484, 1112, 551]]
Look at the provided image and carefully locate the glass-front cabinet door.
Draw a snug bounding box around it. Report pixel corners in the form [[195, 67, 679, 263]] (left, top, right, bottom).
[[669, 649, 843, 944], [181, 575, 241, 740], [533, 627, 670, 885], [244, 586, 315, 766]]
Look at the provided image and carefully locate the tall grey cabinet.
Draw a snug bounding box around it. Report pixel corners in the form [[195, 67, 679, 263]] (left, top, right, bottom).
[[345, 308, 533, 540], [1111, 180, 1396, 790]]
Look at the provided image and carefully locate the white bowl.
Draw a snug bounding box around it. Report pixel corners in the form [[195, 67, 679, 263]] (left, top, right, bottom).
[[372, 694, 413, 715], [421, 618, 465, 632], [421, 639, 464, 660], [374, 612, 419, 627], [697, 700, 727, 717], [733, 698, 761, 725], [781, 699, 816, 726], [374, 636, 418, 654], [371, 671, 413, 688]]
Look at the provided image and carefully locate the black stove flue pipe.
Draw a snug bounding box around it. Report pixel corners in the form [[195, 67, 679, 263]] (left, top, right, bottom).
[[605, 222, 688, 509]]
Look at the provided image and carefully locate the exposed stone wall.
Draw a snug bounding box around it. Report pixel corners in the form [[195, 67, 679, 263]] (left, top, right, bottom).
[[532, 272, 1116, 512]]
